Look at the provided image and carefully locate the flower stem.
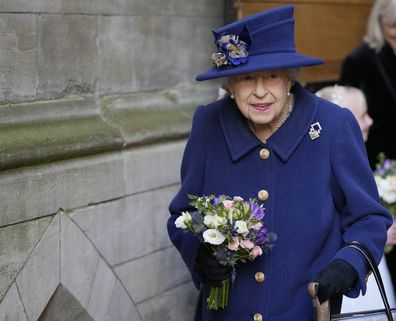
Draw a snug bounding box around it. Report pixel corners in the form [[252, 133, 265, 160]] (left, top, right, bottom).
[[206, 280, 229, 310]]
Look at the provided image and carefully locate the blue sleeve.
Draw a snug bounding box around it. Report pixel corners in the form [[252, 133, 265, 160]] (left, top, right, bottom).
[[330, 108, 392, 296], [167, 105, 206, 289]]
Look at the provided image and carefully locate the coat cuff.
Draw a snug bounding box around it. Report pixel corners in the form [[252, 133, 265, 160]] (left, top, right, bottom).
[[333, 247, 369, 297]]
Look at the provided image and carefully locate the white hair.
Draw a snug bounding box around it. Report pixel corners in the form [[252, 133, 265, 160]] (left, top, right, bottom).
[[285, 67, 302, 81], [364, 0, 396, 51]]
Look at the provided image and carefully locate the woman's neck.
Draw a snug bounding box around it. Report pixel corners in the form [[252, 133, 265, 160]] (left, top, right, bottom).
[[248, 94, 294, 143]]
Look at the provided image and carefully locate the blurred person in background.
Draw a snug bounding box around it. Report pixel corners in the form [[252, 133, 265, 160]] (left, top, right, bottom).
[[316, 85, 396, 311], [315, 86, 373, 142], [340, 0, 396, 168], [340, 0, 396, 297]]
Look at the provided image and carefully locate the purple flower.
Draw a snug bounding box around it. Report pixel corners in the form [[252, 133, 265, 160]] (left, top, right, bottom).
[[384, 159, 392, 169], [255, 228, 268, 245], [376, 166, 385, 176], [250, 202, 265, 220], [212, 194, 226, 206], [211, 26, 251, 68]]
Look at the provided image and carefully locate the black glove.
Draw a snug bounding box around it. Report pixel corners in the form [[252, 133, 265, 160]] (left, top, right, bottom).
[[315, 259, 358, 303], [196, 245, 233, 286]]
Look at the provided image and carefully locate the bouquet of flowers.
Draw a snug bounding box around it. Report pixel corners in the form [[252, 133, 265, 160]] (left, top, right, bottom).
[[175, 194, 276, 310], [374, 154, 396, 252]]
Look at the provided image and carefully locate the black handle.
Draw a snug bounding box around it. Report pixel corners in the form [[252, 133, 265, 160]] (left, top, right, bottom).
[[344, 241, 394, 321]]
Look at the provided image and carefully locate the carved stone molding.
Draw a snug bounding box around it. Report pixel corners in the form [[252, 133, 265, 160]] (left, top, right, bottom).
[[0, 84, 217, 170]]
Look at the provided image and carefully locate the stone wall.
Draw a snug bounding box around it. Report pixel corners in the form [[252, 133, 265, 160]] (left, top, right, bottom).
[[0, 1, 224, 320]]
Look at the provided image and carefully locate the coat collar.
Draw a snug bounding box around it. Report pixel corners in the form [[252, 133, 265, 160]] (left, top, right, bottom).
[[219, 82, 318, 162]]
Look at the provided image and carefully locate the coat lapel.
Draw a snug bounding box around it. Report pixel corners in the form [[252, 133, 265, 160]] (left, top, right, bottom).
[[269, 83, 318, 162], [219, 97, 261, 162]]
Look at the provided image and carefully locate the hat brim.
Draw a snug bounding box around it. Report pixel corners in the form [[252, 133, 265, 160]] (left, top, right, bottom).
[[195, 52, 324, 81]]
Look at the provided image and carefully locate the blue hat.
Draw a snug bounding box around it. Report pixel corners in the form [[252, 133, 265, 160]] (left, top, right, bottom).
[[196, 5, 324, 81]]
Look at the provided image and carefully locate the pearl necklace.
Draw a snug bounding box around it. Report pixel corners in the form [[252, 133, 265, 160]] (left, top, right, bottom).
[[247, 94, 294, 135]]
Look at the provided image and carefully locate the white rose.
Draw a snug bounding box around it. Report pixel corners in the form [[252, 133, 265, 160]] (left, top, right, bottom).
[[376, 176, 396, 204], [203, 229, 226, 245], [204, 215, 215, 227], [234, 220, 248, 234], [174, 211, 192, 229], [204, 215, 227, 228]]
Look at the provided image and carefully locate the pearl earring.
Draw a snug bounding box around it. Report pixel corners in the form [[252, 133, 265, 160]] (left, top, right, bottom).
[[287, 91, 291, 97], [230, 94, 235, 99]]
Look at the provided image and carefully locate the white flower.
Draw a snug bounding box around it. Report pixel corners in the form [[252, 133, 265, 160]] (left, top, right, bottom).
[[234, 220, 248, 234], [204, 214, 227, 228], [376, 176, 396, 204], [175, 211, 192, 229], [203, 229, 226, 245], [211, 52, 228, 67]]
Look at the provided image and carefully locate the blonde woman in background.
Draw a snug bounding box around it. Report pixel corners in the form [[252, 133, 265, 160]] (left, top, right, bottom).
[[340, 0, 396, 295], [316, 85, 396, 312], [340, 0, 396, 169]]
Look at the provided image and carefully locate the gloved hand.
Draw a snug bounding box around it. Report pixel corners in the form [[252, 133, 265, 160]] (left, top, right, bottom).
[[196, 245, 233, 286], [315, 259, 358, 303]]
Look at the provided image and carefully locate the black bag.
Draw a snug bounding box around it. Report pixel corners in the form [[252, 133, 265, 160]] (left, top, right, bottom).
[[308, 241, 396, 321]]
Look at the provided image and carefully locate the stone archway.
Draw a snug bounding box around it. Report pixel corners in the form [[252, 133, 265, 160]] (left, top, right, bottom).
[[0, 212, 141, 321], [38, 284, 94, 321]]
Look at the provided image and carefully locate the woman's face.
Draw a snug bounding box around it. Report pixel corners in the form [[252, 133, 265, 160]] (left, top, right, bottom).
[[344, 91, 373, 142], [228, 70, 292, 130], [382, 21, 396, 51]]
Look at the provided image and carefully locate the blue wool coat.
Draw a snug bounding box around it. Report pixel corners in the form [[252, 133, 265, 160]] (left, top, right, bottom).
[[167, 82, 392, 321]]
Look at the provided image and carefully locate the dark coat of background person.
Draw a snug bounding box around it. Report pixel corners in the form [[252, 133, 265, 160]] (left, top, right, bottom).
[[340, 40, 396, 304], [340, 43, 396, 170]]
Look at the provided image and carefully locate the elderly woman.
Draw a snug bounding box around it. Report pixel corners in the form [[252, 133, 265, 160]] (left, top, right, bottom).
[[340, 0, 396, 299], [168, 5, 392, 320]]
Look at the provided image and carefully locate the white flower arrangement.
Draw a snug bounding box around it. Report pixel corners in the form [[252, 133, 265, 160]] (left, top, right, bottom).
[[174, 194, 276, 310]]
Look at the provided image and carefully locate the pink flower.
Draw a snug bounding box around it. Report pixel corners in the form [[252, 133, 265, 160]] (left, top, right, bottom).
[[240, 240, 254, 250], [391, 176, 396, 191], [251, 222, 263, 230], [251, 246, 263, 258], [227, 236, 240, 251], [223, 200, 234, 209]]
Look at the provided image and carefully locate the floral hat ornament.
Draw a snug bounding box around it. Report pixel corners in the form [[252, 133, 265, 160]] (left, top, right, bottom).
[[211, 26, 251, 68], [196, 5, 324, 81]]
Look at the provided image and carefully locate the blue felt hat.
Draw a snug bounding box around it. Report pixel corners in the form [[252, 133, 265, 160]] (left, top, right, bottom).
[[196, 5, 324, 81]]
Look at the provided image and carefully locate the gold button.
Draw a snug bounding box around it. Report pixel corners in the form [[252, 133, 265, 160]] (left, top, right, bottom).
[[259, 148, 270, 160], [255, 272, 265, 283], [258, 190, 269, 201], [253, 313, 263, 321]]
